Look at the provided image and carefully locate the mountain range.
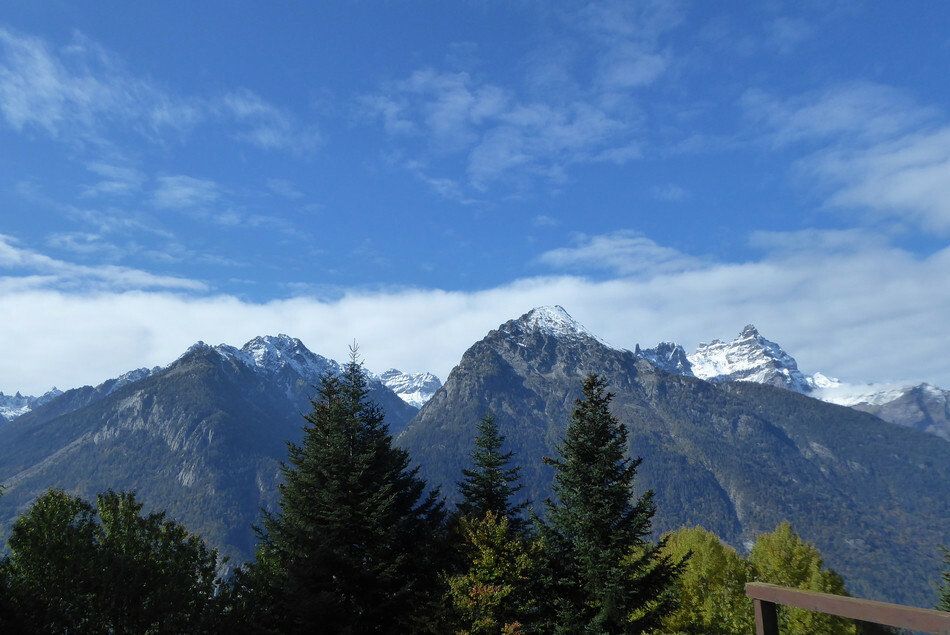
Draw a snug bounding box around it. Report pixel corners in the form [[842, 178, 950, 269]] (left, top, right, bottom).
[[636, 324, 950, 441], [0, 308, 947, 606], [8, 318, 945, 441]]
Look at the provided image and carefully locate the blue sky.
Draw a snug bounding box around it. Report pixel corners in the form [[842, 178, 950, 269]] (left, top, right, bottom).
[[2, 1, 950, 393]]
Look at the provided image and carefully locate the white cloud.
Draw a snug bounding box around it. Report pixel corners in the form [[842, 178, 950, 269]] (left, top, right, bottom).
[[366, 69, 636, 193], [0, 234, 205, 294], [580, 0, 682, 90], [744, 82, 950, 233], [0, 26, 315, 153], [3, 230, 950, 396], [538, 231, 702, 276]]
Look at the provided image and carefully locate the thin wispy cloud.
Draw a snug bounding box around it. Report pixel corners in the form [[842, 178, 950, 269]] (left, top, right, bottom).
[[652, 183, 687, 202], [0, 234, 206, 292], [745, 82, 950, 234], [0, 26, 316, 153], [152, 175, 221, 210], [362, 1, 681, 198], [538, 230, 702, 277], [81, 162, 145, 198]]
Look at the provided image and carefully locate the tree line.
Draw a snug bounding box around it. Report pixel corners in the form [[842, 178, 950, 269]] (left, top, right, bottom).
[[0, 357, 946, 633]]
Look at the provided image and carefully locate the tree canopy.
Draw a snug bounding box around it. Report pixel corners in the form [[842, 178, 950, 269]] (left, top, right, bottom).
[[2, 489, 220, 633], [457, 413, 527, 530]]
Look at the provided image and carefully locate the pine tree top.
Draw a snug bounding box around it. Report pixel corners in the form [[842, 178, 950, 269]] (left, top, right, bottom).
[[457, 414, 527, 529]]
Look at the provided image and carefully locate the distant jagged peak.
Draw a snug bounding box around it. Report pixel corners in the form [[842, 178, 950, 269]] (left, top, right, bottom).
[[213, 334, 338, 380], [806, 371, 840, 390], [378, 369, 443, 408], [688, 324, 810, 393], [0, 386, 63, 420], [635, 341, 693, 376], [379, 368, 441, 384], [739, 324, 760, 338]]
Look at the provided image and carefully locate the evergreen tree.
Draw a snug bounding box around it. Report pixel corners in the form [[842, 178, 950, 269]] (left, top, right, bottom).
[[939, 547, 950, 612], [253, 352, 445, 633], [446, 511, 540, 634], [749, 522, 854, 635], [457, 414, 527, 530], [536, 374, 682, 633], [3, 489, 221, 633]]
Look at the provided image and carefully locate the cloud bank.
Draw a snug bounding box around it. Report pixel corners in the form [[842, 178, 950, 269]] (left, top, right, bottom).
[[2, 229, 949, 395]]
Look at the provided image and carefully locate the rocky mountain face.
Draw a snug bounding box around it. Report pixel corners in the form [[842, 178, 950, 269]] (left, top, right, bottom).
[[379, 369, 443, 408], [398, 306, 950, 606], [634, 342, 692, 376], [0, 335, 416, 565]]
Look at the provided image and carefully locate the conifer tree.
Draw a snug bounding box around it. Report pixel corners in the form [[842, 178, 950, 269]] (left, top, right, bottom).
[[536, 374, 682, 633], [457, 414, 527, 530], [253, 351, 445, 632], [446, 511, 540, 634]]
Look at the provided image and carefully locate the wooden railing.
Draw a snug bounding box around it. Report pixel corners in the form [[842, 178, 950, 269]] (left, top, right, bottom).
[[746, 582, 950, 634]]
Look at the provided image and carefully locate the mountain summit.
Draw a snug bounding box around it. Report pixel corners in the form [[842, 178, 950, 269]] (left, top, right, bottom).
[[505, 305, 606, 345], [635, 324, 950, 441], [379, 370, 442, 408], [687, 324, 811, 392]]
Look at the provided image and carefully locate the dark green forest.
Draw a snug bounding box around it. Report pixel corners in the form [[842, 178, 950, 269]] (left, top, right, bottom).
[[0, 361, 946, 633]]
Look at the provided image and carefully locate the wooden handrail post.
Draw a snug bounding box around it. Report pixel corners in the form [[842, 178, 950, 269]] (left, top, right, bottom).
[[754, 598, 779, 635]]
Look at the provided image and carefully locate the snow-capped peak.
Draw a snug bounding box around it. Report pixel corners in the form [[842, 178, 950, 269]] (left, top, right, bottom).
[[687, 324, 810, 393], [805, 371, 840, 390], [0, 386, 64, 421], [378, 369, 442, 408], [635, 342, 693, 376], [215, 334, 339, 381], [524, 305, 588, 335], [512, 305, 612, 346]]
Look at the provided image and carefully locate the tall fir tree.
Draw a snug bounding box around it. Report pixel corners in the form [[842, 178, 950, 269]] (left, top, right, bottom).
[[536, 374, 682, 633], [457, 414, 527, 530], [251, 351, 446, 633]]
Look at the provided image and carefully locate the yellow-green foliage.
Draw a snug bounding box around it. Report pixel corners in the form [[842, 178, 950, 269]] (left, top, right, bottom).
[[749, 522, 855, 635], [446, 512, 537, 634], [659, 526, 754, 634], [655, 522, 859, 635]]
